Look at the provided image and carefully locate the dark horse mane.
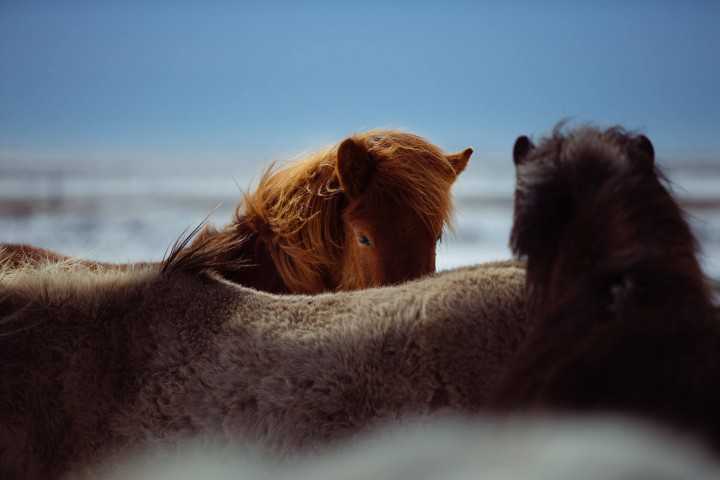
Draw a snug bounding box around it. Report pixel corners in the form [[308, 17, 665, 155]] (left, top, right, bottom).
[[511, 125, 708, 315], [494, 124, 720, 451], [160, 218, 250, 277]]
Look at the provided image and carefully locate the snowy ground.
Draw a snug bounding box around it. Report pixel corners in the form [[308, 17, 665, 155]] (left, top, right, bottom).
[[1, 163, 718, 286]]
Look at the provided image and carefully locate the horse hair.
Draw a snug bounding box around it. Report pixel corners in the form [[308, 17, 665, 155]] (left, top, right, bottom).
[[494, 124, 720, 451]]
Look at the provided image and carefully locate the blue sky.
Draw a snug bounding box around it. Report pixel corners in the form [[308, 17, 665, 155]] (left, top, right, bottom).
[[1, 1, 718, 172]]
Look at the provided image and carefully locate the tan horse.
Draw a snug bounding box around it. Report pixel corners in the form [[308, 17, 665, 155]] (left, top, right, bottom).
[[0, 251, 526, 479], [2, 130, 472, 293]]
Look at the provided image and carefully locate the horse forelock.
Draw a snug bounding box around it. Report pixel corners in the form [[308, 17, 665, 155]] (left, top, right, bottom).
[[364, 130, 457, 237]]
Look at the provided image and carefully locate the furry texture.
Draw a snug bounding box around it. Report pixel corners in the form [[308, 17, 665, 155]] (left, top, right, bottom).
[[94, 416, 720, 480], [0, 259, 525, 479], [494, 125, 720, 450], [3, 130, 471, 294], [0, 244, 154, 272]]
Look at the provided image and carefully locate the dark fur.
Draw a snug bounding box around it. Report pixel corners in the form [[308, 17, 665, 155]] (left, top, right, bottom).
[[493, 125, 720, 450]]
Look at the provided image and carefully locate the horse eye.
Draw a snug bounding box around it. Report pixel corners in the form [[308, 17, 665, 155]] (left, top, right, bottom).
[[358, 235, 372, 247]]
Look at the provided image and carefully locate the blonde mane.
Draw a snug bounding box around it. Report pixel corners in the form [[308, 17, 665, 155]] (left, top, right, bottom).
[[167, 130, 460, 293]]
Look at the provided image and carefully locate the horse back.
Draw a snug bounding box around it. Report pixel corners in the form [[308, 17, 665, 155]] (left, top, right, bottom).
[[0, 270, 149, 478]]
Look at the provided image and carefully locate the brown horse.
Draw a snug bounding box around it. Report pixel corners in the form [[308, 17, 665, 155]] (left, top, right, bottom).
[[2, 130, 472, 293], [493, 125, 720, 450]]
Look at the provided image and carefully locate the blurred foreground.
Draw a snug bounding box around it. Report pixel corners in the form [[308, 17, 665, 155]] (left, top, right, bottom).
[[96, 416, 718, 480]]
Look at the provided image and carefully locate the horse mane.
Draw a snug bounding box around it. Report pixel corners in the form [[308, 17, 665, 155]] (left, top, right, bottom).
[[160, 218, 251, 277], [513, 125, 703, 285], [163, 130, 459, 292], [496, 125, 719, 434], [514, 124, 719, 314]]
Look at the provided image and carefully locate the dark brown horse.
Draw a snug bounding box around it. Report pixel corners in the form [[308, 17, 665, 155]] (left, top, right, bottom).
[[2, 130, 472, 293], [493, 125, 720, 450]]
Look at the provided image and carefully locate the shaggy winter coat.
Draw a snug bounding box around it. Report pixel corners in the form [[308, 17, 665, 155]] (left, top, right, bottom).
[[0, 260, 526, 479], [494, 125, 720, 451]]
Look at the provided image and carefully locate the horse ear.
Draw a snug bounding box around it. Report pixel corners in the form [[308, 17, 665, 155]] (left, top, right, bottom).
[[632, 134, 655, 172], [513, 136, 535, 166], [337, 138, 376, 199], [446, 148, 473, 176]]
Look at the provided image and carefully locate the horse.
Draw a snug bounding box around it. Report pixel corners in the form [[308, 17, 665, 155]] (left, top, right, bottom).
[[492, 125, 720, 451], [1, 130, 473, 294], [0, 248, 526, 479]]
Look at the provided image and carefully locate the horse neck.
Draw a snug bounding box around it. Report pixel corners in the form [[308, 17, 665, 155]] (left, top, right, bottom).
[[200, 219, 289, 294], [192, 212, 341, 294], [242, 206, 341, 294]]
